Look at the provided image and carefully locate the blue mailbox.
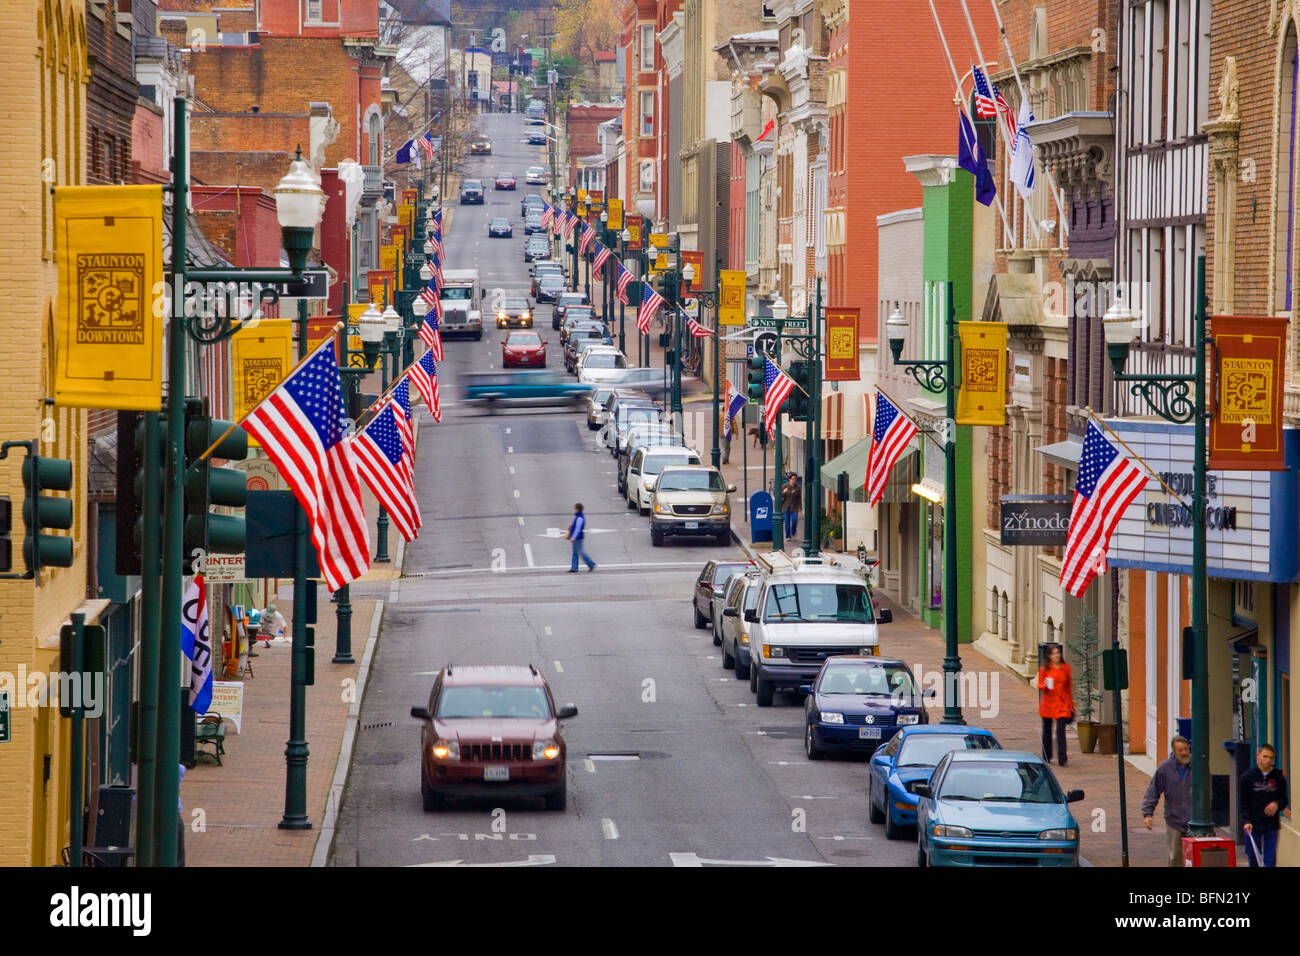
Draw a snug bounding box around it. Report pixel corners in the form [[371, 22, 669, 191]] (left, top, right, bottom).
[[749, 491, 774, 543]]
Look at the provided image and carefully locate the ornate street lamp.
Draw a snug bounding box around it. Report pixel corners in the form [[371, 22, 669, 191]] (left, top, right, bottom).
[[358, 302, 385, 369], [274, 150, 326, 273]]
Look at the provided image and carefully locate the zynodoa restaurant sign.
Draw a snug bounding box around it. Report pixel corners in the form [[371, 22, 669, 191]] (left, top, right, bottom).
[[999, 495, 1071, 547]]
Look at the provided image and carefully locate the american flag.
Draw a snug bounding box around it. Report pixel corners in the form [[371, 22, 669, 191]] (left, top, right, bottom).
[[865, 392, 918, 507], [419, 295, 444, 361], [427, 227, 443, 260], [616, 266, 633, 305], [418, 130, 436, 160], [995, 88, 1017, 140], [391, 378, 415, 481], [352, 400, 422, 542], [432, 208, 442, 228], [540, 203, 554, 229], [636, 282, 663, 333], [592, 243, 611, 275], [1059, 421, 1149, 597], [241, 344, 371, 592], [971, 66, 998, 118], [761, 358, 796, 439], [563, 210, 577, 240], [685, 313, 712, 337], [579, 223, 594, 254], [409, 349, 442, 423]]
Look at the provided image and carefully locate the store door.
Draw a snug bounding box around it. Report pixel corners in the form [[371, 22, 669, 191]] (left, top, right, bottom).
[[1145, 572, 1159, 757]]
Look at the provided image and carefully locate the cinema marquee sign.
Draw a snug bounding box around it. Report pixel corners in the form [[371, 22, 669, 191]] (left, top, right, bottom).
[[999, 495, 1071, 547]]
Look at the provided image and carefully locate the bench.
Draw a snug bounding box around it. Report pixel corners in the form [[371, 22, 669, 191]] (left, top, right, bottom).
[[195, 713, 227, 765]]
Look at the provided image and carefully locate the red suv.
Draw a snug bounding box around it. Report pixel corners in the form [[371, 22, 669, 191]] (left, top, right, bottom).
[[411, 664, 578, 810]]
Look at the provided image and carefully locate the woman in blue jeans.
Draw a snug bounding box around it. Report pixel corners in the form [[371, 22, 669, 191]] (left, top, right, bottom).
[[567, 503, 596, 572], [780, 474, 801, 540]]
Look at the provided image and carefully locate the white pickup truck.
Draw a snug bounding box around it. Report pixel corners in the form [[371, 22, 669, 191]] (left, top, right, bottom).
[[440, 268, 482, 339]]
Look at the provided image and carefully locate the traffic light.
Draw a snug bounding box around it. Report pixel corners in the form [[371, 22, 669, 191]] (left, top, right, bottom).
[[183, 398, 249, 564], [786, 360, 811, 421], [23, 451, 74, 573], [747, 355, 766, 403], [115, 410, 165, 577]]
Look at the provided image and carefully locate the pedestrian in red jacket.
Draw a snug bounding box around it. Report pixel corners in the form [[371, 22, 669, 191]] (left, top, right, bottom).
[[1037, 644, 1074, 767]]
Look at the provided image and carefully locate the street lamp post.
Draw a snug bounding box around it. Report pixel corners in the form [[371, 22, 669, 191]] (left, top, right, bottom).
[[646, 240, 660, 373], [885, 283, 964, 725], [681, 260, 722, 470], [1103, 254, 1212, 836], [372, 298, 402, 563], [802, 279, 823, 557], [332, 280, 366, 666], [619, 227, 630, 354]]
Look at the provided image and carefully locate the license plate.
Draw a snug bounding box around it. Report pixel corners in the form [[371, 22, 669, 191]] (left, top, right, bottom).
[[684, 521, 699, 529], [859, 727, 882, 740], [484, 766, 509, 781]]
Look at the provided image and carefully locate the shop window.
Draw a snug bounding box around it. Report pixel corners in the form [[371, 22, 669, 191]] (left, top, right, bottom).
[[927, 503, 943, 609]]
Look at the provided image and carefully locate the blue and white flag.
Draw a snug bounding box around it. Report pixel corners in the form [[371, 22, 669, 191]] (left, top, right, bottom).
[[957, 111, 996, 207], [723, 380, 746, 441], [395, 138, 416, 165], [180, 574, 213, 715], [1009, 98, 1036, 200]]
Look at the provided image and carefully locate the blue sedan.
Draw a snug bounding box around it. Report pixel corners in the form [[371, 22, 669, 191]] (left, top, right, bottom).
[[801, 657, 932, 760], [915, 750, 1084, 867], [868, 725, 1001, 839]]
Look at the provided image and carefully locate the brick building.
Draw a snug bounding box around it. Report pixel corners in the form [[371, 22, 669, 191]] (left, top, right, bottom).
[[565, 103, 622, 189]]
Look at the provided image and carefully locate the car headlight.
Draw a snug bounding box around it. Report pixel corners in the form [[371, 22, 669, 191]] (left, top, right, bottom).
[[820, 711, 844, 724], [431, 739, 459, 761], [762, 645, 784, 658], [711, 503, 729, 514], [897, 713, 921, 725], [653, 504, 667, 514], [532, 739, 561, 761], [859, 646, 874, 656], [932, 824, 972, 839], [1039, 828, 1078, 841]]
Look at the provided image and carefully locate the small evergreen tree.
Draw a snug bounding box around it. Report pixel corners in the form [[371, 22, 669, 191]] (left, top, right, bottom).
[[1066, 609, 1104, 722]]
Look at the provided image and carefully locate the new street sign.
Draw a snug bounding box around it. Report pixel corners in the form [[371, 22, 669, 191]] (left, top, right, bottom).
[[263, 269, 329, 300], [749, 315, 808, 330]]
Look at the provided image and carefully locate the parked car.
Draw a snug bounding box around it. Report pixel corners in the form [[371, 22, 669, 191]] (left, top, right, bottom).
[[692, 559, 753, 632], [649, 465, 734, 547], [495, 297, 533, 329], [745, 562, 893, 707], [525, 166, 548, 184], [494, 172, 517, 190], [459, 179, 485, 204], [526, 130, 547, 145], [488, 217, 513, 238], [410, 663, 578, 811], [522, 192, 546, 215], [524, 211, 544, 234], [576, 346, 630, 385], [524, 236, 552, 262], [618, 425, 685, 494], [719, 569, 764, 678], [586, 386, 617, 430], [626, 444, 701, 515], [460, 370, 591, 412], [868, 725, 1002, 839], [501, 330, 547, 368], [608, 403, 665, 457], [535, 272, 566, 303], [470, 138, 493, 154], [915, 750, 1084, 867], [564, 328, 612, 372], [597, 389, 651, 435], [567, 338, 613, 376], [801, 656, 931, 760], [553, 294, 590, 331], [531, 263, 565, 297]]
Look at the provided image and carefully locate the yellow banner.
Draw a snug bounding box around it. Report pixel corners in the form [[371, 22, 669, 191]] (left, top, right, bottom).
[[346, 304, 366, 355], [718, 270, 746, 326], [955, 321, 1007, 426], [648, 234, 668, 273], [398, 203, 414, 230], [231, 319, 294, 448], [607, 198, 623, 231], [577, 202, 588, 217], [53, 185, 164, 409], [380, 245, 397, 275], [577, 188, 588, 202]]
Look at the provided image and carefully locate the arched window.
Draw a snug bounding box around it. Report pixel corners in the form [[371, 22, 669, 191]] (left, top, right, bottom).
[[1000, 591, 1010, 641], [1045, 616, 1055, 645], [990, 586, 1000, 635], [1276, 27, 1298, 311], [368, 112, 381, 166]]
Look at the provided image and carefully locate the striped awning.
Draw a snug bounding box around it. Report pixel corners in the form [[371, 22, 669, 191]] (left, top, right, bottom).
[[821, 392, 843, 440]]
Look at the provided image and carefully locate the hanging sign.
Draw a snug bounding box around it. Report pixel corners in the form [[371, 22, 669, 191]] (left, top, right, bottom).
[[53, 185, 165, 410], [680, 250, 703, 297], [719, 270, 747, 326], [231, 318, 294, 448], [625, 215, 643, 249], [955, 321, 1007, 426], [1210, 315, 1288, 471], [824, 307, 860, 381], [607, 198, 624, 231]]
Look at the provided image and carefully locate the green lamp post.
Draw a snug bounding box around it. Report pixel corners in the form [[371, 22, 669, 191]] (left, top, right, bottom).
[[619, 227, 631, 355]]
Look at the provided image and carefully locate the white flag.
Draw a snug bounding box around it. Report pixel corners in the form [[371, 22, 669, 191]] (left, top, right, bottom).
[[1009, 98, 1036, 200]]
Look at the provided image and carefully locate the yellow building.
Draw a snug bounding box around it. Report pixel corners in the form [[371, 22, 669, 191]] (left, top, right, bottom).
[[0, 0, 96, 867]]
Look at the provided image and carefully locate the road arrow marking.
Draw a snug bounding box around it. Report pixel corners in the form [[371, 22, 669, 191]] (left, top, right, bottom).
[[410, 854, 557, 867], [668, 852, 829, 867], [524, 543, 535, 567], [602, 818, 620, 840]]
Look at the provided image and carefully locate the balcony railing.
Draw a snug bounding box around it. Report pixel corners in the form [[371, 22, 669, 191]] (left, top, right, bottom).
[[362, 165, 383, 200]]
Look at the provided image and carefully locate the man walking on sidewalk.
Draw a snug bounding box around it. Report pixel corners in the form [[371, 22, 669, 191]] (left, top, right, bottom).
[[566, 502, 596, 572], [1240, 743, 1289, 867], [780, 474, 801, 542], [1142, 735, 1193, 866]]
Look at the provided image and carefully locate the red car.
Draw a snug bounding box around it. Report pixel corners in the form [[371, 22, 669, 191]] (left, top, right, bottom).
[[494, 172, 517, 190], [411, 663, 578, 810], [502, 330, 547, 367]]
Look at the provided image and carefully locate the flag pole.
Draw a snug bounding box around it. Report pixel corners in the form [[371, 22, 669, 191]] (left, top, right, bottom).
[[197, 322, 343, 461], [874, 384, 946, 454], [1083, 408, 1190, 505], [929, 0, 1016, 246], [985, 0, 1071, 240], [957, 0, 1044, 243]]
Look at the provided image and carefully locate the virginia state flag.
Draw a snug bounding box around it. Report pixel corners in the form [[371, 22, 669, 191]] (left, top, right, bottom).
[[957, 112, 996, 207], [723, 381, 746, 440], [180, 574, 214, 714]]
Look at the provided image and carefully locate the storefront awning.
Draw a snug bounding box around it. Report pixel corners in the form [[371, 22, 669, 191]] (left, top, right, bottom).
[[1036, 438, 1083, 470], [911, 478, 945, 504], [821, 433, 918, 491]]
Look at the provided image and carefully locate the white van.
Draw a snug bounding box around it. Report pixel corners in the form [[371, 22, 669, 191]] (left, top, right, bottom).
[[744, 555, 892, 706]]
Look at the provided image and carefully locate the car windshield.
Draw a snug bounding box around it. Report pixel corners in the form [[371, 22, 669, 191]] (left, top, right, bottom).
[[507, 332, 541, 346], [617, 408, 659, 427], [583, 352, 627, 369], [642, 453, 697, 474], [763, 583, 873, 623], [657, 470, 724, 492], [897, 734, 1000, 768], [560, 295, 585, 306], [442, 287, 472, 300], [492, 219, 510, 227], [498, 172, 512, 178], [436, 685, 551, 719], [817, 663, 915, 696], [937, 760, 1064, 804], [463, 180, 482, 188], [504, 298, 529, 311], [712, 564, 747, 589], [541, 277, 564, 288]]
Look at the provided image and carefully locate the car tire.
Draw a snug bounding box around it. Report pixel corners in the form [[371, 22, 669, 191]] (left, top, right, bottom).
[[750, 662, 758, 693], [884, 801, 904, 841], [917, 839, 928, 868], [715, 529, 731, 547], [711, 621, 722, 646], [868, 778, 885, 824], [693, 604, 707, 629], [544, 782, 567, 811], [804, 723, 824, 760], [638, 505, 649, 517], [756, 676, 774, 707], [722, 641, 735, 669], [734, 650, 750, 680], [474, 332, 482, 341], [651, 527, 664, 547], [626, 495, 636, 511], [420, 772, 442, 812]]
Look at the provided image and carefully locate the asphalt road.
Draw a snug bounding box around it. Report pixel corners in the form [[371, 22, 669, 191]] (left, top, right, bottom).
[[329, 112, 916, 867]]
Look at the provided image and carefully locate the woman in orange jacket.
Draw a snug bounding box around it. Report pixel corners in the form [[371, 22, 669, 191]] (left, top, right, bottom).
[[1037, 644, 1075, 767]]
